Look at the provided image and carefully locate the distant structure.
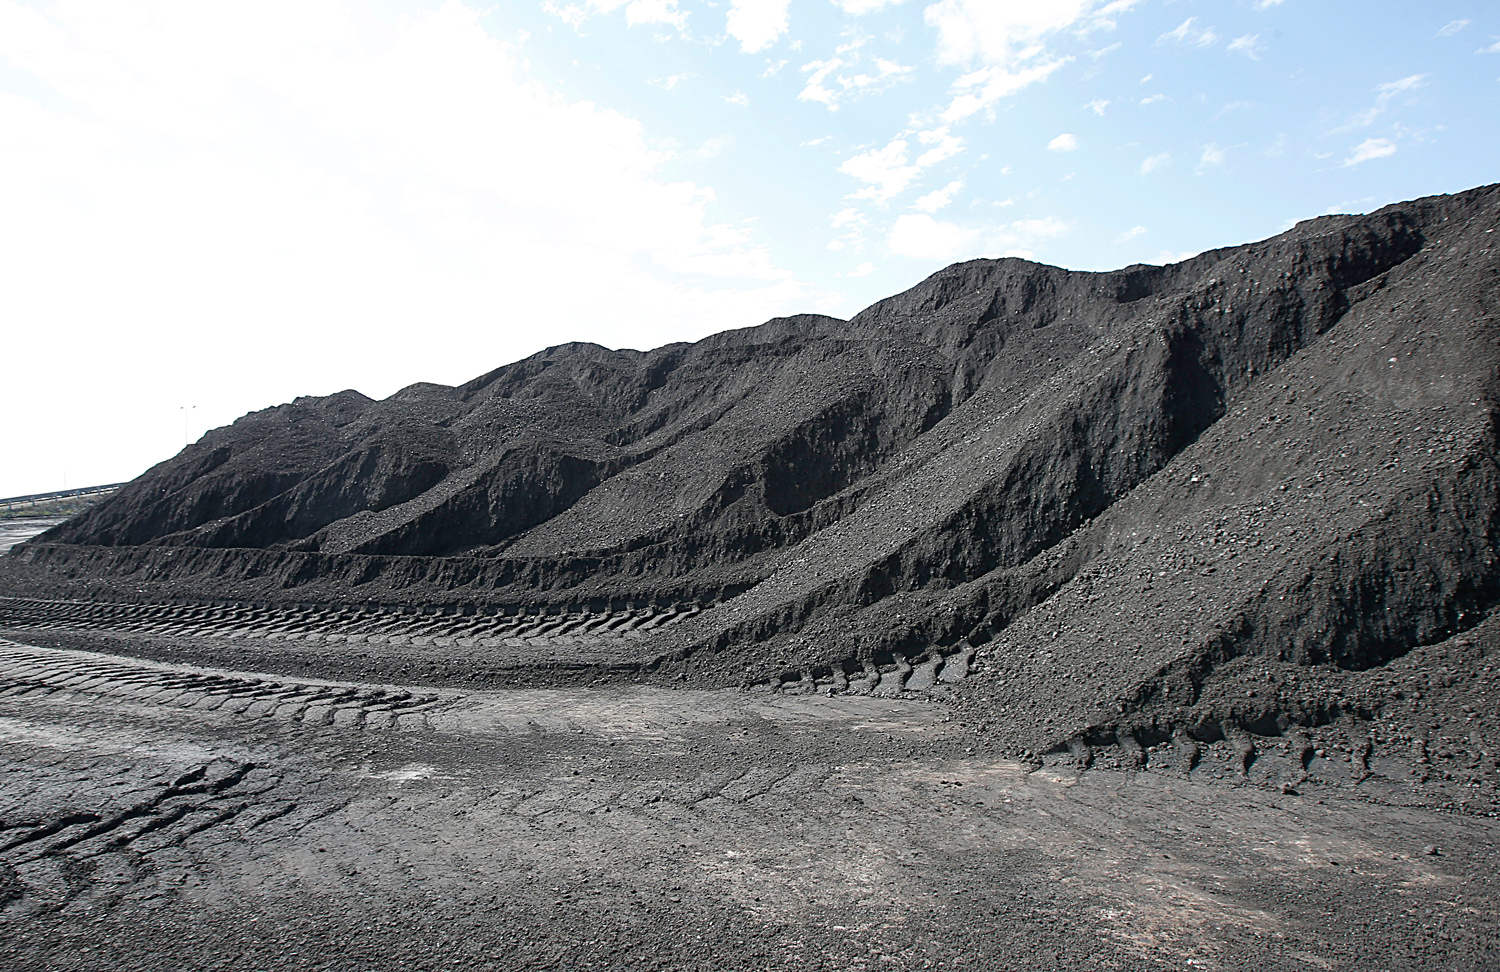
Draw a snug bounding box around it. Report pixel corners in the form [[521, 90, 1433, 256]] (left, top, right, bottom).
[[1, 484, 124, 512]]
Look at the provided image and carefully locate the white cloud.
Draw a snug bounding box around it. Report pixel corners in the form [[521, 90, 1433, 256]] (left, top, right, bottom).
[[545, 0, 687, 30], [1344, 137, 1396, 166], [1158, 17, 1219, 49], [926, 0, 1091, 66], [1140, 93, 1165, 105], [1089, 0, 1140, 33], [941, 60, 1071, 121], [800, 57, 846, 107], [1140, 152, 1170, 174], [1438, 19, 1469, 37], [923, 0, 1143, 66], [1085, 98, 1109, 116], [0, 0, 814, 496], [1197, 143, 1225, 171], [875, 57, 915, 80], [1479, 37, 1500, 54], [726, 0, 790, 53], [1228, 34, 1263, 59], [1048, 132, 1079, 152], [798, 43, 914, 110], [1006, 216, 1069, 241], [839, 128, 963, 203], [1341, 74, 1426, 129], [887, 213, 1066, 262], [915, 125, 965, 166], [831, 208, 866, 228], [828, 206, 870, 251], [1116, 225, 1146, 242], [1253, 0, 1287, 8], [835, 0, 909, 12], [848, 261, 876, 277], [542, 2, 589, 28], [840, 138, 920, 201], [914, 180, 965, 212], [888, 214, 982, 260], [1377, 72, 1426, 94], [622, 0, 686, 27], [725, 90, 750, 106], [923, 0, 1142, 120]]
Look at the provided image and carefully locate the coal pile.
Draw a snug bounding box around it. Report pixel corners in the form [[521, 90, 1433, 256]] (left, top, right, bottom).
[[6, 184, 1499, 776]]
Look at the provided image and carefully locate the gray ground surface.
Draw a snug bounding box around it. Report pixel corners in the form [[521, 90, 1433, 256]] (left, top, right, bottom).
[[1, 638, 1495, 971], [0, 518, 66, 554]]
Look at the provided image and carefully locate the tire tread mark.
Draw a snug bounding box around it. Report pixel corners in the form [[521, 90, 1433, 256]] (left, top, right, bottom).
[[0, 638, 449, 730]]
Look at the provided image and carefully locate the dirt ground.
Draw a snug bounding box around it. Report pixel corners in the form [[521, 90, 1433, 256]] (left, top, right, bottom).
[[1, 637, 1495, 971]]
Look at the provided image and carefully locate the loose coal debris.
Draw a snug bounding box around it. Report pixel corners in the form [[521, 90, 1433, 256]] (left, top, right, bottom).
[[5, 183, 1498, 786]]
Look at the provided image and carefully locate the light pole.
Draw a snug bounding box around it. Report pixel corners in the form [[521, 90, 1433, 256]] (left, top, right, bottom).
[[179, 405, 197, 447]]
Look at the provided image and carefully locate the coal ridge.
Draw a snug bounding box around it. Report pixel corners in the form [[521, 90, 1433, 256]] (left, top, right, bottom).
[[5, 183, 1499, 784]]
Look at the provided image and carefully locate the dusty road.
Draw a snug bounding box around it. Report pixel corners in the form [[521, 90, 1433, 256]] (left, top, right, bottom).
[[0, 637, 1495, 971]]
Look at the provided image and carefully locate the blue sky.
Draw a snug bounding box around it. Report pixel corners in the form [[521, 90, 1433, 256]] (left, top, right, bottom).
[[1, 0, 1497, 496]]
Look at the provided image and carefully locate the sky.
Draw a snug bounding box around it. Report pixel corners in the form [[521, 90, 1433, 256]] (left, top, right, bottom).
[[1, 0, 1497, 497]]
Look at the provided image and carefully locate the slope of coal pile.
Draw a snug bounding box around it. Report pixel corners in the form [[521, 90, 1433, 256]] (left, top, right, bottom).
[[6, 183, 1499, 768]]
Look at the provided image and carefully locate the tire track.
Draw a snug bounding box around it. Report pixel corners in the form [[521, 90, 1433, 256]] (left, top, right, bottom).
[[0, 638, 446, 731], [0, 750, 350, 911], [0, 596, 698, 655]]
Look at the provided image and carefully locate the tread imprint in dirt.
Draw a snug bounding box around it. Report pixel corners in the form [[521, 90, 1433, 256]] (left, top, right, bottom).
[[0, 638, 445, 731], [0, 750, 348, 911], [0, 597, 699, 653], [0, 597, 983, 698]]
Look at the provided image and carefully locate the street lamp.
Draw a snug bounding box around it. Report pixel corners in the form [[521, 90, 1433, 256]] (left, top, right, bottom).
[[179, 405, 197, 447]]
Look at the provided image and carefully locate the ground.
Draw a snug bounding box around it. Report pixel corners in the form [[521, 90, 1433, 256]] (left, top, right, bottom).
[[0, 517, 68, 554], [1, 637, 1495, 972]]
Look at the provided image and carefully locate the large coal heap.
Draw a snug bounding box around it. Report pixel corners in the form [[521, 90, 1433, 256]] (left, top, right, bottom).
[[9, 183, 1500, 758]]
